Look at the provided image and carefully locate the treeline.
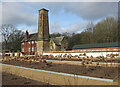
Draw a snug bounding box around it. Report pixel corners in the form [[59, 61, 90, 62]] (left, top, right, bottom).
[[1, 16, 118, 51], [50, 17, 118, 49], [1, 24, 25, 52]]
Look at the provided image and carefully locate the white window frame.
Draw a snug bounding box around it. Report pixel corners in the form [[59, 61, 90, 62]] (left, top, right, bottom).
[[32, 41, 34, 44], [22, 42, 24, 45], [22, 48, 24, 52], [35, 47, 37, 52], [32, 47, 34, 51], [28, 41, 31, 44], [28, 48, 30, 52], [51, 45, 53, 50]]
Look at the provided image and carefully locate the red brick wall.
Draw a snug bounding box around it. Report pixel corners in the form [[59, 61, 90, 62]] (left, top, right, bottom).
[[21, 41, 37, 55]]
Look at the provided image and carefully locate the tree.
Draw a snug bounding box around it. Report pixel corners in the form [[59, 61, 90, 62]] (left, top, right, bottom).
[[86, 21, 95, 33], [50, 33, 61, 38], [1, 24, 25, 52], [80, 21, 95, 44], [1, 24, 16, 50], [67, 16, 118, 49], [67, 33, 82, 49], [80, 17, 118, 44], [95, 17, 118, 43]]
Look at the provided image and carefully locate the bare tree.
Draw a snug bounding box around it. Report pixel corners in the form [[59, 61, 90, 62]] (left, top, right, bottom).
[[95, 17, 118, 43], [1, 24, 25, 52], [1, 24, 16, 50], [86, 21, 95, 33]]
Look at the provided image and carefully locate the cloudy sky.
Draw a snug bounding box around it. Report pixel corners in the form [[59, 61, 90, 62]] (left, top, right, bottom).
[[1, 1, 118, 35]]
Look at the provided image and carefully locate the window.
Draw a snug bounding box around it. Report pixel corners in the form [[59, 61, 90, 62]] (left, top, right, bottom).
[[32, 47, 34, 51], [51, 42, 53, 45], [28, 48, 30, 52], [51, 45, 53, 51], [22, 42, 24, 45], [32, 41, 34, 44], [22, 48, 24, 52], [35, 47, 37, 52], [28, 41, 31, 44]]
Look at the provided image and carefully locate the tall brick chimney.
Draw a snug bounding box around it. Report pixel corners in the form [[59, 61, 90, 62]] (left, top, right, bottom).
[[25, 30, 29, 40]]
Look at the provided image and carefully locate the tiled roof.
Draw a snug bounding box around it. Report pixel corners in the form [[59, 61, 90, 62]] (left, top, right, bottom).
[[21, 33, 38, 42], [21, 33, 64, 46]]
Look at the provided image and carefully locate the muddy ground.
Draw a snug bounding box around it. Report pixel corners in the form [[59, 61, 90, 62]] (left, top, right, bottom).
[[2, 60, 119, 79]]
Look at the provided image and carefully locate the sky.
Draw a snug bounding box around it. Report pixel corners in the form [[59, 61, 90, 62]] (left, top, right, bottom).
[[0, 0, 118, 36]]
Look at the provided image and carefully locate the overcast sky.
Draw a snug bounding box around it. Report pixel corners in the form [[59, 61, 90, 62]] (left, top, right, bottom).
[[1, 1, 118, 35]]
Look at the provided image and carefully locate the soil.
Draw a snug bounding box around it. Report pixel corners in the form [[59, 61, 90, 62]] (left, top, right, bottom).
[[2, 59, 119, 79], [2, 72, 50, 85]]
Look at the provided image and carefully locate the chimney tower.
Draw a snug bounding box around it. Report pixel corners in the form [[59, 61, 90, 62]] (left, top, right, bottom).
[[37, 8, 50, 55]]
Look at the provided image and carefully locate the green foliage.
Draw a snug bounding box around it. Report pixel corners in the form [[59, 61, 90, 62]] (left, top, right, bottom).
[[95, 17, 118, 43], [67, 33, 82, 49]]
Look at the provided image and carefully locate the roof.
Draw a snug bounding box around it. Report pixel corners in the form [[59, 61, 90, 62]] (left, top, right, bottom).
[[72, 42, 120, 49], [52, 36, 64, 46], [21, 33, 64, 45], [21, 33, 38, 42]]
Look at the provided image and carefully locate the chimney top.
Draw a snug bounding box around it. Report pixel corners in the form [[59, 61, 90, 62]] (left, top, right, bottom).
[[25, 30, 29, 40], [39, 8, 49, 12], [26, 30, 28, 33]]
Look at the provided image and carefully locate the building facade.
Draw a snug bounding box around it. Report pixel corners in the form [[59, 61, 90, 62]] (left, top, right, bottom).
[[49, 36, 68, 51], [21, 8, 68, 55], [21, 31, 37, 55]]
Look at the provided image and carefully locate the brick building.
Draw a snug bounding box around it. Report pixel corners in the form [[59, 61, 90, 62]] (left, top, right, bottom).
[[21, 32, 37, 55], [21, 8, 68, 55]]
